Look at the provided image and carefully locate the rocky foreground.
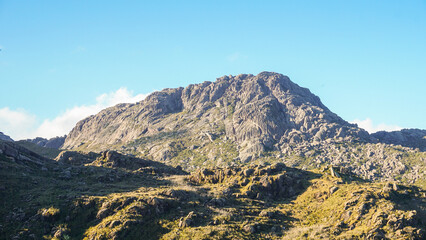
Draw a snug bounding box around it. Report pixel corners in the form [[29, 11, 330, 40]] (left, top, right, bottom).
[[1, 140, 425, 239]]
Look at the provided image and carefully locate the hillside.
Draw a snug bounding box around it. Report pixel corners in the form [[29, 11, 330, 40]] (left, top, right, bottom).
[[1, 140, 424, 239]]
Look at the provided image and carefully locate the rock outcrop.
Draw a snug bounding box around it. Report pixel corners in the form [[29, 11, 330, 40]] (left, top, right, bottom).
[[91, 150, 187, 174], [188, 163, 307, 200], [55, 150, 98, 165], [0, 139, 50, 166]]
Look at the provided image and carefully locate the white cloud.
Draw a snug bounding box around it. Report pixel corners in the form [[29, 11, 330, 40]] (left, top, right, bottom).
[[95, 87, 147, 106], [0, 87, 149, 140], [351, 118, 402, 133], [0, 108, 37, 140]]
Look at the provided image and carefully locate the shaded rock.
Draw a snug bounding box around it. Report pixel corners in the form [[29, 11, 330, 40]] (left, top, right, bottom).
[[96, 208, 111, 219], [147, 197, 162, 207], [55, 151, 96, 165], [53, 227, 69, 239], [330, 166, 340, 178], [270, 162, 286, 173], [208, 198, 226, 207], [243, 224, 256, 233], [40, 207, 60, 221], [243, 168, 254, 177], [259, 210, 275, 218], [179, 211, 195, 228], [330, 186, 339, 195], [109, 220, 121, 228], [92, 150, 186, 175], [162, 189, 188, 199]]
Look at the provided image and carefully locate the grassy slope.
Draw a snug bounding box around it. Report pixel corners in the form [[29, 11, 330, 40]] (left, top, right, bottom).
[[0, 152, 167, 239], [1, 152, 424, 240]]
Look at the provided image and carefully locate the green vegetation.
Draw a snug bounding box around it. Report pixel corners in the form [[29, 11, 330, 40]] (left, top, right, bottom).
[[2, 147, 424, 240], [2, 135, 426, 240]]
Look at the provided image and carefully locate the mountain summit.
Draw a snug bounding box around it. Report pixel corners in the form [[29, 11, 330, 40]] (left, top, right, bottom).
[[63, 72, 368, 160]]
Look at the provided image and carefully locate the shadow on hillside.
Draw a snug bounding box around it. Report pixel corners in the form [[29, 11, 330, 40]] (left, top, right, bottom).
[[386, 185, 426, 228], [0, 149, 189, 239], [0, 149, 187, 210], [60, 166, 172, 195], [175, 167, 323, 234], [0, 139, 188, 212]]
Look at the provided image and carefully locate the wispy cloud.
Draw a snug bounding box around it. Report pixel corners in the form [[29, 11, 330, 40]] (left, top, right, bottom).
[[0, 88, 149, 140], [351, 118, 402, 133]]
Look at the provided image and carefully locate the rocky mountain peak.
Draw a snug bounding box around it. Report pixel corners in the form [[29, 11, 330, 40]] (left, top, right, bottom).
[[63, 72, 368, 163]]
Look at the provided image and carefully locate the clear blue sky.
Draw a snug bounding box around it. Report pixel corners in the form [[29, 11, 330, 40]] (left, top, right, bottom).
[[1, 1, 425, 139]]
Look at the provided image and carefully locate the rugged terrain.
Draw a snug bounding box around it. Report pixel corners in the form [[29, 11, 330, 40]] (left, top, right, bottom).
[[1, 140, 425, 239], [1, 72, 426, 239]]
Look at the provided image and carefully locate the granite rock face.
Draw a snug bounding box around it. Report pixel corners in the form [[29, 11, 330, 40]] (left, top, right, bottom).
[[63, 72, 368, 157]]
